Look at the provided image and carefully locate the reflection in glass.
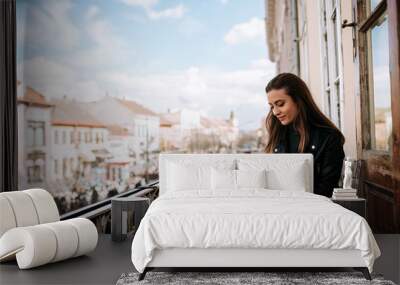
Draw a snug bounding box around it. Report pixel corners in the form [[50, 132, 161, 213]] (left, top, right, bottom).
[[368, 12, 392, 151]]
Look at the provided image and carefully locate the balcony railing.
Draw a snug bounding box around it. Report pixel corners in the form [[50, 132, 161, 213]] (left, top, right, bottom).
[[61, 181, 159, 233]]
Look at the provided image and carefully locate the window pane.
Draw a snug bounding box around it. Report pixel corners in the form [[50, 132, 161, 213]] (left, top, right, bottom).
[[35, 123, 44, 146], [368, 12, 392, 151], [332, 10, 339, 77], [369, 0, 382, 13], [326, 90, 332, 118], [27, 125, 34, 147], [335, 82, 341, 129]]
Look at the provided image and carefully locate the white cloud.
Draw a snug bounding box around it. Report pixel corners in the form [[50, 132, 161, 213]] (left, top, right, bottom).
[[220, 0, 230, 4], [148, 4, 186, 20], [224, 17, 265, 45], [120, 0, 158, 9], [22, 56, 103, 102], [24, 0, 79, 50], [57, 10, 135, 73], [97, 58, 276, 129], [86, 5, 100, 20], [120, 0, 186, 20]]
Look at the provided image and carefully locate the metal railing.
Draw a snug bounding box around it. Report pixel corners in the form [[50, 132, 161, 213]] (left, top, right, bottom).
[[60, 181, 159, 221]]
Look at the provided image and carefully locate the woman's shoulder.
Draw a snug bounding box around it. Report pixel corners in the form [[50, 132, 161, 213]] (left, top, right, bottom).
[[310, 125, 344, 145]]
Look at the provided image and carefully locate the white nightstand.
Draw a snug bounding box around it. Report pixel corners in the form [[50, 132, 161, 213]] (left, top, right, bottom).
[[331, 197, 366, 218]]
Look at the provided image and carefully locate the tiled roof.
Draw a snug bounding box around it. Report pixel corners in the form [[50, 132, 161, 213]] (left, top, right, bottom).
[[18, 86, 53, 107], [51, 98, 106, 128], [117, 98, 157, 116]]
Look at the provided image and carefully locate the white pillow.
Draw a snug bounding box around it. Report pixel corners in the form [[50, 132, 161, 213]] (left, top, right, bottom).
[[237, 158, 309, 192], [266, 161, 307, 191], [167, 162, 211, 192], [236, 169, 267, 189], [211, 168, 236, 191]]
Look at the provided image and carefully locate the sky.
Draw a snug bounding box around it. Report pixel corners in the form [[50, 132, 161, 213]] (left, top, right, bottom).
[[16, 0, 276, 131]]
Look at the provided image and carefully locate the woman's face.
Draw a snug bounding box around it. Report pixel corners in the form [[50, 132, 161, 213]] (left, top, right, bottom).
[[267, 88, 299, 125]]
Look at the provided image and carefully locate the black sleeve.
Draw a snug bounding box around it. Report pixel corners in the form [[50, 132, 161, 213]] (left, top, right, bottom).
[[314, 132, 345, 197]]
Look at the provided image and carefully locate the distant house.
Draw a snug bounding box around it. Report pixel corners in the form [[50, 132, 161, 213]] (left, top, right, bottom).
[[83, 96, 160, 176], [159, 111, 183, 151], [106, 124, 133, 182], [199, 111, 239, 149], [160, 109, 239, 152], [17, 84, 53, 190], [49, 98, 110, 191]]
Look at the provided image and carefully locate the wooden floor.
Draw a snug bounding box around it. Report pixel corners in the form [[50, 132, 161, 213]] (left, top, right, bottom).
[[0, 234, 398, 285]]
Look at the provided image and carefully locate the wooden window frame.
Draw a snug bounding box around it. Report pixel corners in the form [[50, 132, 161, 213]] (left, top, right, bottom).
[[355, 0, 400, 232], [357, 0, 390, 154]]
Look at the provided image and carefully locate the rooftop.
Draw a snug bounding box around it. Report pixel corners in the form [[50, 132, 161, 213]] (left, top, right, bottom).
[[17, 86, 53, 108], [51, 98, 106, 128]]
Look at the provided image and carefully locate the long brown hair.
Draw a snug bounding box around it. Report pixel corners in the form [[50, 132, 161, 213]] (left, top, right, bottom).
[[264, 73, 345, 153]]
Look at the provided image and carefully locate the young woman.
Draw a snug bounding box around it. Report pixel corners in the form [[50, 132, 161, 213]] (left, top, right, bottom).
[[265, 73, 345, 197]]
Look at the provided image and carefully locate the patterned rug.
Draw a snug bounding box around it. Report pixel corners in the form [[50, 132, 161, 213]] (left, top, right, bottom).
[[116, 271, 396, 285]]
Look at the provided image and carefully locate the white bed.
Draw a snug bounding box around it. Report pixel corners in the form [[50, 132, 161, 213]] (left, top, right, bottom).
[[131, 154, 380, 280]]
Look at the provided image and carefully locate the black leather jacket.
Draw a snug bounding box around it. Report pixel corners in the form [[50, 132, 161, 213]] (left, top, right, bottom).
[[273, 126, 345, 197]]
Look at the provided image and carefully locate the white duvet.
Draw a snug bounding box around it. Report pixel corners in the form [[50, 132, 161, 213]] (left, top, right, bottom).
[[131, 190, 380, 273]]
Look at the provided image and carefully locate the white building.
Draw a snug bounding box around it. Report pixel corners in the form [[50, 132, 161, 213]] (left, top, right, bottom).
[[49, 98, 110, 195], [17, 84, 53, 190], [160, 109, 239, 152], [84, 96, 160, 176], [106, 125, 134, 182]]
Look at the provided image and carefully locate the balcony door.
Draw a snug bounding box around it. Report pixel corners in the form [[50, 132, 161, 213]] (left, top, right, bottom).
[[354, 0, 400, 233]]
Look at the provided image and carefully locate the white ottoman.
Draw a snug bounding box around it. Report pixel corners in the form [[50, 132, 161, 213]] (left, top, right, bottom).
[[0, 218, 98, 269], [0, 189, 98, 269]]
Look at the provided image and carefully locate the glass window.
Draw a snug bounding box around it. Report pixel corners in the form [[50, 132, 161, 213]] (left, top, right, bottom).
[[17, 0, 252, 215], [332, 9, 339, 78], [367, 11, 392, 151], [326, 89, 332, 118], [27, 126, 34, 147], [62, 130, 67, 144], [70, 158, 74, 175], [369, 0, 383, 13], [35, 125, 44, 146], [63, 158, 68, 178], [335, 81, 341, 129], [27, 121, 45, 147], [54, 130, 59, 144], [27, 152, 45, 183], [320, 0, 342, 128]]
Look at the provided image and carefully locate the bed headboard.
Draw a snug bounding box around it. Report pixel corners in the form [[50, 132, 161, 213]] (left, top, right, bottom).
[[158, 153, 314, 195]]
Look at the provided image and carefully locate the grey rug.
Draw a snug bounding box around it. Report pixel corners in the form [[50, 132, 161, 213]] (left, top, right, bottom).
[[116, 271, 396, 285]]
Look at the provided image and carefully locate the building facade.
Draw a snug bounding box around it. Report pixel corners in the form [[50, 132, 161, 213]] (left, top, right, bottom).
[[17, 84, 53, 189]]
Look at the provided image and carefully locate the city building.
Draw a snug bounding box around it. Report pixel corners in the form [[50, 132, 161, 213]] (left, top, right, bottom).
[[17, 83, 53, 189], [160, 109, 239, 153]]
